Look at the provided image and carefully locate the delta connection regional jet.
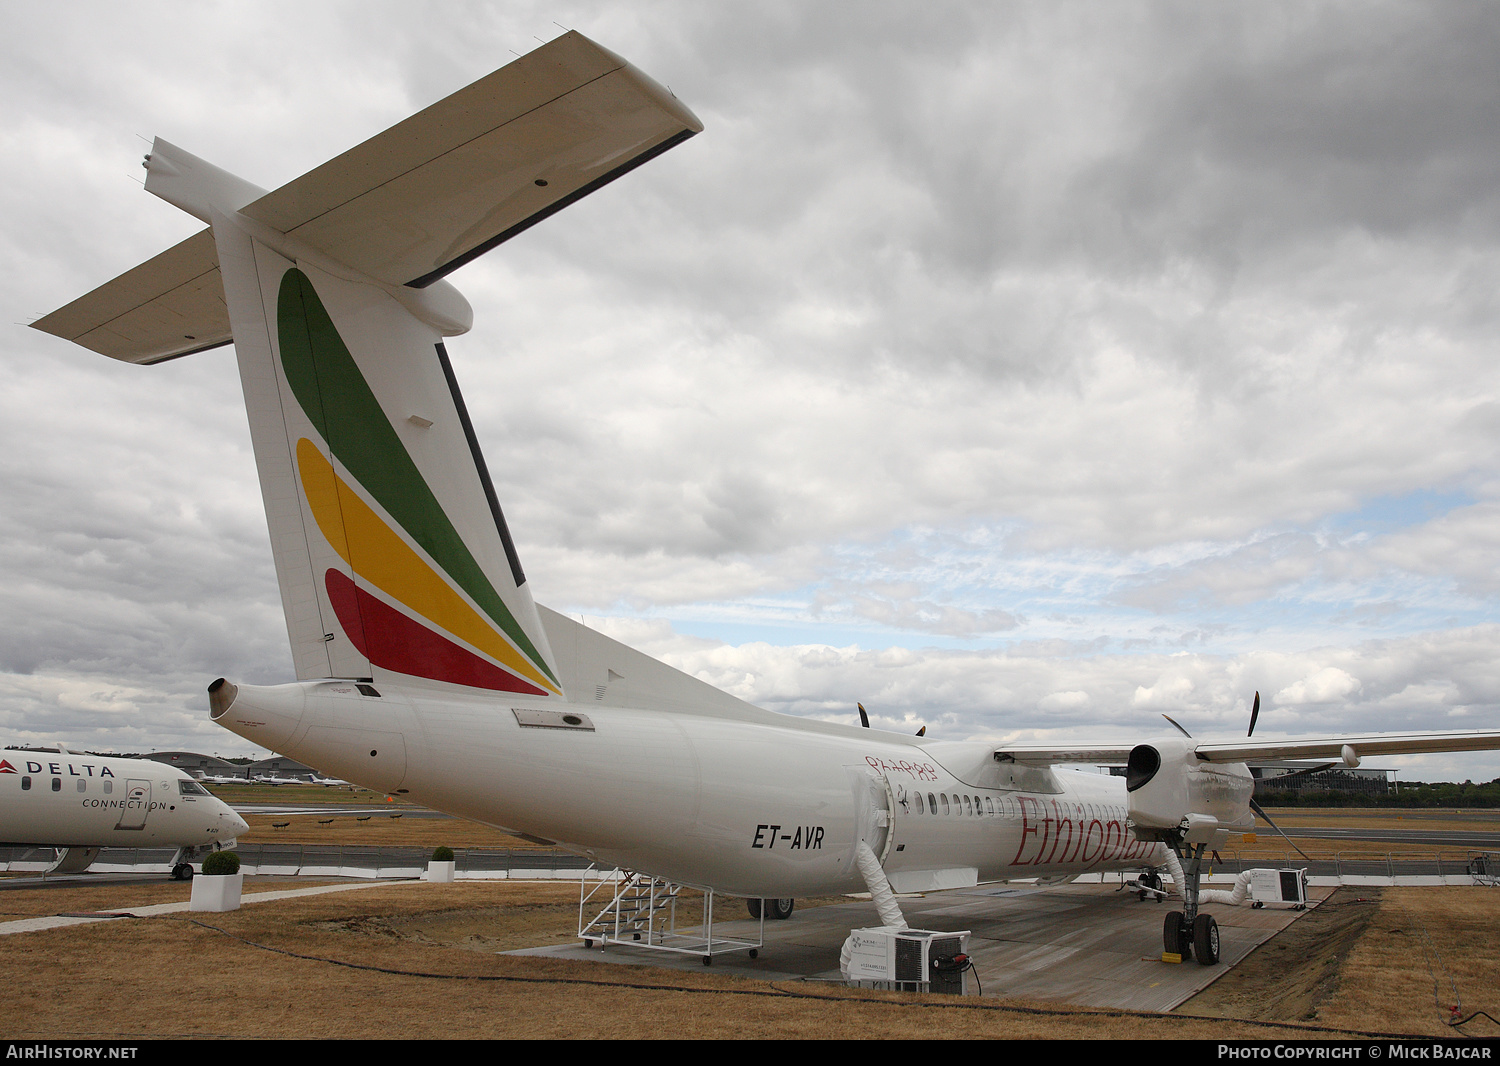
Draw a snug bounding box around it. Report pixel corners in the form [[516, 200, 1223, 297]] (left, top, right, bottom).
[[31, 33, 1500, 964], [0, 748, 247, 878]]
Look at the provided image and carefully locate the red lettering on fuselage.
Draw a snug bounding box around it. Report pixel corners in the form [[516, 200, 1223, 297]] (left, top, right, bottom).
[[1008, 795, 1141, 870]]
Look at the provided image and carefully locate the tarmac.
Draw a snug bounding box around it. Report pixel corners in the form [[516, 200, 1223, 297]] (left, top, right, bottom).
[[515, 881, 1332, 1012]]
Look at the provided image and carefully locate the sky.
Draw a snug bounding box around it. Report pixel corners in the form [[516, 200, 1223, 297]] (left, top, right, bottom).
[[6, 1, 1500, 779]]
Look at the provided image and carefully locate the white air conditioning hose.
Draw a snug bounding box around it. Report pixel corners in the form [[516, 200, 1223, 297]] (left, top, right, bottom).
[[1199, 869, 1254, 906], [840, 839, 908, 977]]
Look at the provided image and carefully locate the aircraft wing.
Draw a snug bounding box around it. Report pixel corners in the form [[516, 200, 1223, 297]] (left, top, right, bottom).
[[239, 30, 703, 288], [993, 744, 1138, 766], [29, 229, 231, 364], [994, 730, 1500, 767], [1191, 731, 1500, 763]]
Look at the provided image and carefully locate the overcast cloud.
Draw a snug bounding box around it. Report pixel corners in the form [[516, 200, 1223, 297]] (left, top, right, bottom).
[[6, 1, 1500, 779]]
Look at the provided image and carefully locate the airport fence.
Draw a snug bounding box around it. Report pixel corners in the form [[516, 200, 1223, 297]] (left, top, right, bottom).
[[1073, 849, 1500, 887]]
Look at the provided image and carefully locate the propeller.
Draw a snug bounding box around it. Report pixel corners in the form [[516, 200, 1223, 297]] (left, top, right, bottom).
[[1248, 795, 1313, 862], [859, 702, 926, 735], [1159, 691, 1314, 860]]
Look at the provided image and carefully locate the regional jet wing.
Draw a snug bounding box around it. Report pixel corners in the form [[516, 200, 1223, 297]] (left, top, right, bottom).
[[239, 30, 703, 288], [30, 229, 230, 364]]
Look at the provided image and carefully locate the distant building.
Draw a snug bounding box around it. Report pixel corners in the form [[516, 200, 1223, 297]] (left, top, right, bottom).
[[1250, 761, 1396, 797], [141, 751, 319, 780]]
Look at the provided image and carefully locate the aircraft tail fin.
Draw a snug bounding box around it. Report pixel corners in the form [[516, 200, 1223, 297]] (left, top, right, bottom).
[[34, 34, 701, 699]]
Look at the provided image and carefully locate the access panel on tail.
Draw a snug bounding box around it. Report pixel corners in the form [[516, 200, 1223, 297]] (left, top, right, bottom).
[[32, 33, 703, 700]]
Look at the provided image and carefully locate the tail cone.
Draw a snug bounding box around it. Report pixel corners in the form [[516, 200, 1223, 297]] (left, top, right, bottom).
[[207, 678, 238, 720]]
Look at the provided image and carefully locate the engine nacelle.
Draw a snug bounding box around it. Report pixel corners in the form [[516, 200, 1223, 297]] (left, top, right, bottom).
[[1125, 737, 1254, 844]]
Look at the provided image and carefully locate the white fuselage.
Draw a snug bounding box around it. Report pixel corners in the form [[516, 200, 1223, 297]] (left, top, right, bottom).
[[0, 751, 247, 849], [215, 680, 1164, 896]]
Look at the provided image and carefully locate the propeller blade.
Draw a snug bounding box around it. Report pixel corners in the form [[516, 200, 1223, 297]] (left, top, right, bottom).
[[1161, 713, 1193, 739], [1249, 796, 1313, 862], [857, 703, 869, 729], [1247, 691, 1261, 737]]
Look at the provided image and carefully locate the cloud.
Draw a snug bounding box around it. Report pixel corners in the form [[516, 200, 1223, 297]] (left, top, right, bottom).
[[3, 4, 1499, 785]]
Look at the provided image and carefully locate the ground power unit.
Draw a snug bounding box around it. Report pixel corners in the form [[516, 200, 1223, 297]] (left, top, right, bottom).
[[842, 927, 971, 994], [1247, 868, 1309, 909]]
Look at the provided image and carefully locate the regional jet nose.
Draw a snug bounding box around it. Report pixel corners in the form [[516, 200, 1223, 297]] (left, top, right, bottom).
[[221, 808, 249, 837]]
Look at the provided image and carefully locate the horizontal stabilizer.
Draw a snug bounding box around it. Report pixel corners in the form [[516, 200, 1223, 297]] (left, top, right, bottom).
[[30, 229, 230, 364], [240, 31, 703, 288]]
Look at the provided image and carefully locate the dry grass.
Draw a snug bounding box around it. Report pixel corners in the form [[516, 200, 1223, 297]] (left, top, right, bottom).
[[237, 811, 538, 848], [1308, 888, 1500, 1038]]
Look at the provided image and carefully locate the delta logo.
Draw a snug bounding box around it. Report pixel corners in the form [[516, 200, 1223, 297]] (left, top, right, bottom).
[[0, 760, 15, 774]]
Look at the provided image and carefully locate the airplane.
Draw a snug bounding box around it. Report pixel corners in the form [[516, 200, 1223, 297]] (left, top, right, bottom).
[[0, 746, 249, 879], [30, 31, 1500, 966]]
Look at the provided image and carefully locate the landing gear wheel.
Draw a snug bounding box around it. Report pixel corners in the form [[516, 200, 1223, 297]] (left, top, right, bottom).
[[702, 956, 712, 966], [769, 897, 795, 921], [749, 949, 758, 959], [747, 898, 763, 919], [1163, 911, 1190, 958], [1192, 914, 1220, 966], [171, 863, 193, 881]]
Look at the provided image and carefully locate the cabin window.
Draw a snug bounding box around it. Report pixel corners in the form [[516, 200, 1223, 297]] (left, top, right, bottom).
[[20, 776, 29, 790], [963, 795, 972, 816], [985, 797, 994, 816], [103, 781, 112, 795], [51, 778, 60, 792], [914, 792, 924, 814], [940, 794, 950, 815], [928, 793, 937, 814], [77, 780, 86, 793]]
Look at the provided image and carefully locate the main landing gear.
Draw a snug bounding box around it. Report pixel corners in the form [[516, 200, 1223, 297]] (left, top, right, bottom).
[[746, 898, 795, 920], [1161, 837, 1220, 966]]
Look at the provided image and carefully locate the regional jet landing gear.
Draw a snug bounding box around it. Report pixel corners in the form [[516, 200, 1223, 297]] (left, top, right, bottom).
[[1161, 838, 1219, 965]]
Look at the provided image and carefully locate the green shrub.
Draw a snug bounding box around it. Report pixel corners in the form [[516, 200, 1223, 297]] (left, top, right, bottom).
[[202, 850, 241, 875], [431, 846, 454, 862]]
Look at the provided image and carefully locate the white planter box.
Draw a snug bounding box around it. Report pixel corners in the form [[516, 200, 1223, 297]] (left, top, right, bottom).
[[427, 860, 456, 883], [190, 872, 243, 912]]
